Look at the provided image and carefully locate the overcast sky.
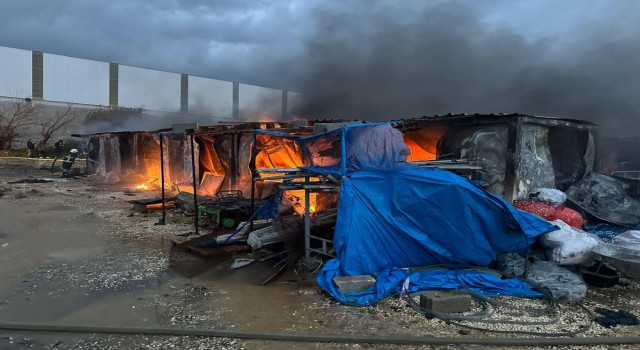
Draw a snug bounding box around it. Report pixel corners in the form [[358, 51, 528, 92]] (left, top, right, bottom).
[[1, 0, 639, 133]]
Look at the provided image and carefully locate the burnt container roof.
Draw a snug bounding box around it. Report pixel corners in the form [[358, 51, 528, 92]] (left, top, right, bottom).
[[400, 113, 597, 129]]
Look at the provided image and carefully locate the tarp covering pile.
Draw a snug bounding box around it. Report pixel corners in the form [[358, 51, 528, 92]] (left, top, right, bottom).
[[331, 168, 555, 275], [316, 168, 556, 305], [300, 123, 410, 175], [304, 124, 556, 305]]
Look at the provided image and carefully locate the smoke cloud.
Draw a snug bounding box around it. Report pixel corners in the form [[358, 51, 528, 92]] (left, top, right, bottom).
[[2, 0, 638, 136], [293, 1, 640, 136], [83, 111, 234, 134]]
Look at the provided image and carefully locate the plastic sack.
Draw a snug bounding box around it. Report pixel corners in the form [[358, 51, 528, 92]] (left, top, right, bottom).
[[514, 201, 557, 221], [247, 226, 280, 250], [530, 188, 567, 208], [526, 261, 587, 302], [539, 220, 600, 265], [496, 252, 527, 278], [555, 206, 585, 229], [613, 230, 640, 246]]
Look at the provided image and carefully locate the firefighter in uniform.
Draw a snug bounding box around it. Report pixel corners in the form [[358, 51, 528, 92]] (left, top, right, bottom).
[[61, 148, 79, 177]]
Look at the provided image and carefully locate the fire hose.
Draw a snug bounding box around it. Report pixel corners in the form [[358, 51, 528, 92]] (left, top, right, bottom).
[[1, 321, 640, 346], [402, 265, 596, 337], [50, 154, 96, 174]]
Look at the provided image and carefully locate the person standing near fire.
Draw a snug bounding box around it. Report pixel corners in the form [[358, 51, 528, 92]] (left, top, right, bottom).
[[36, 140, 46, 158], [26, 139, 35, 158], [54, 139, 64, 157]]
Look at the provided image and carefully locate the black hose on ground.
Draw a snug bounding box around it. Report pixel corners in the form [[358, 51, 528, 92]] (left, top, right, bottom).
[[406, 294, 594, 337], [0, 322, 639, 346], [50, 156, 64, 174], [444, 303, 595, 338], [405, 294, 561, 327], [403, 265, 595, 337], [454, 267, 557, 314]]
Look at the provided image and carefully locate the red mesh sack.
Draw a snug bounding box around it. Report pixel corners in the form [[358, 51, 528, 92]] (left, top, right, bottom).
[[555, 206, 585, 229], [514, 201, 557, 221]]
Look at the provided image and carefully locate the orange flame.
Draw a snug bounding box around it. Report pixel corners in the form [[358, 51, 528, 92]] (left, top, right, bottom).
[[136, 184, 149, 190], [258, 115, 274, 122]]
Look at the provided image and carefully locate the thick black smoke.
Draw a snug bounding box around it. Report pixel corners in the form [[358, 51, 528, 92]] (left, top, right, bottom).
[[293, 1, 640, 136]]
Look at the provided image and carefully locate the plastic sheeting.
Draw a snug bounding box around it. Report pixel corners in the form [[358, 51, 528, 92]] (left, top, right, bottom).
[[529, 188, 566, 208], [526, 261, 587, 302], [516, 124, 556, 199], [300, 123, 410, 176], [214, 133, 253, 197], [326, 167, 555, 279], [346, 124, 410, 172], [548, 127, 594, 191], [566, 173, 640, 227], [317, 262, 542, 306], [613, 230, 640, 246], [592, 231, 640, 281], [438, 126, 508, 197]]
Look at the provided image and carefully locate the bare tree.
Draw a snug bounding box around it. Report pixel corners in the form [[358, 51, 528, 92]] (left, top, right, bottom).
[[36, 104, 79, 146], [0, 100, 38, 150]]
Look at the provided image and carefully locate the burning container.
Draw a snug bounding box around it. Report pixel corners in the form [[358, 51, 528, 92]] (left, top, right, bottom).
[[400, 113, 597, 201], [81, 128, 191, 191]]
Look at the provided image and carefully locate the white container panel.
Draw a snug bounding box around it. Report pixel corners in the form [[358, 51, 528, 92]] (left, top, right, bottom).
[[43, 54, 109, 105], [118, 65, 180, 112], [239, 84, 282, 121], [0, 46, 32, 98], [188, 76, 233, 118]]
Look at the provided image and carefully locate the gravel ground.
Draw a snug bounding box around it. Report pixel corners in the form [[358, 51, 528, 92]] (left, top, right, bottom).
[[1, 158, 640, 349]]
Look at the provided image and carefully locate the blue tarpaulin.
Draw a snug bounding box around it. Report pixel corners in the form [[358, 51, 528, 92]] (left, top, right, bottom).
[[300, 123, 554, 305], [317, 260, 543, 306], [317, 167, 556, 305], [334, 168, 555, 275], [583, 223, 640, 242]]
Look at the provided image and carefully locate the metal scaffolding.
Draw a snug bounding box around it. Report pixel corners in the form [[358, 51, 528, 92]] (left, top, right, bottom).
[[252, 167, 339, 259]]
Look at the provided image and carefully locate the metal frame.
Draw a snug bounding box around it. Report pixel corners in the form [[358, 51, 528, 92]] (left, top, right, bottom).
[[277, 176, 340, 259], [249, 160, 340, 259], [158, 129, 200, 233]]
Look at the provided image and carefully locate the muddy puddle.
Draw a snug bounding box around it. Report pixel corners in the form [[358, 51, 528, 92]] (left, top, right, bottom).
[[0, 205, 323, 335], [0, 159, 371, 349], [47, 246, 105, 261], [166, 246, 328, 332], [1, 251, 325, 334]]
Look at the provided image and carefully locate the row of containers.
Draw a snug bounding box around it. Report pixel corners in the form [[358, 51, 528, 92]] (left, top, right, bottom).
[[76, 113, 600, 254]]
